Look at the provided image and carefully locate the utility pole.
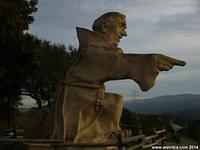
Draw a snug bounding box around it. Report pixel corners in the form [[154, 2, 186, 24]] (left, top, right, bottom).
[[130, 88, 140, 132]]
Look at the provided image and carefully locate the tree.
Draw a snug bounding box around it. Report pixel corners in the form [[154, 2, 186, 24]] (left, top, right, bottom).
[[23, 36, 78, 108], [0, 0, 38, 127], [187, 120, 200, 142]]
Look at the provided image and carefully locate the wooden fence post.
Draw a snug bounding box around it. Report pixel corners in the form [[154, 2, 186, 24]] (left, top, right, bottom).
[[117, 133, 125, 150]]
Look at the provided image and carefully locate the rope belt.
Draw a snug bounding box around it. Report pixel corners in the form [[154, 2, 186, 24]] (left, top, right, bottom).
[[62, 81, 104, 89]]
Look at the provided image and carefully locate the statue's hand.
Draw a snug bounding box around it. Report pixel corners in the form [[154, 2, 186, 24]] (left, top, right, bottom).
[[153, 54, 186, 71], [136, 54, 186, 91]]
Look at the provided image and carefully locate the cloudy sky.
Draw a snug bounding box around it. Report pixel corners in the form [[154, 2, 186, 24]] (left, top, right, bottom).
[[28, 0, 200, 98]]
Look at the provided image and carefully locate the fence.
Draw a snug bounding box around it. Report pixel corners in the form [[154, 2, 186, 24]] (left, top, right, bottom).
[[0, 128, 24, 139], [0, 128, 167, 149]]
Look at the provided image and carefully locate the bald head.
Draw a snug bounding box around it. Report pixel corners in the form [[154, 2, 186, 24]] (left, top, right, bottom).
[[92, 12, 125, 33], [92, 12, 127, 47]]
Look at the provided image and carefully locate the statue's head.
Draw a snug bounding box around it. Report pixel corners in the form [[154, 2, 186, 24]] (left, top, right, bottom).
[[92, 12, 127, 47]]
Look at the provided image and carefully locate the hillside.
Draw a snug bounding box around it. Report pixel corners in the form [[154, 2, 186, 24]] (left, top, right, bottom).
[[166, 107, 200, 120], [124, 94, 200, 116]]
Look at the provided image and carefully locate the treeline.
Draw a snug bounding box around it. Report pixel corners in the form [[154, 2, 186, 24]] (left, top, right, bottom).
[[176, 119, 200, 143], [0, 0, 77, 123], [121, 108, 172, 135], [22, 36, 77, 108], [186, 120, 200, 142]]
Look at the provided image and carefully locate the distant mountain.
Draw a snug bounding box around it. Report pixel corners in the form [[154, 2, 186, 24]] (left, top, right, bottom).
[[166, 107, 200, 120], [124, 94, 200, 115]]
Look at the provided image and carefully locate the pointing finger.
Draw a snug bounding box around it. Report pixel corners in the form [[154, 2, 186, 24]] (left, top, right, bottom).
[[161, 55, 186, 66]]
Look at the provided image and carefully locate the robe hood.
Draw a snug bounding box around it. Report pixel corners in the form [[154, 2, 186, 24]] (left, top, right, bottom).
[[76, 27, 111, 49]]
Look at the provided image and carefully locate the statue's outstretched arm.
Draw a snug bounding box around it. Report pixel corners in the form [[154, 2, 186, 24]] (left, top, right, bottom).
[[124, 54, 186, 91], [70, 52, 186, 92]]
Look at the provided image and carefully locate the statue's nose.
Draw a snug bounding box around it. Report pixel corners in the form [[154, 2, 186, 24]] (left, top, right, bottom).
[[122, 30, 127, 36]]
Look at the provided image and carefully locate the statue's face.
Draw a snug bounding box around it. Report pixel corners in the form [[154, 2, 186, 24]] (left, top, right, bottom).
[[104, 16, 127, 47]]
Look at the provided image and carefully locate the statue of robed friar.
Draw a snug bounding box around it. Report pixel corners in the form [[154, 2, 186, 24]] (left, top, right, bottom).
[[26, 12, 186, 144]]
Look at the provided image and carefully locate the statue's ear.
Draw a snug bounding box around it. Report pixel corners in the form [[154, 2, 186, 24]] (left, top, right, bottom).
[[102, 23, 108, 33]]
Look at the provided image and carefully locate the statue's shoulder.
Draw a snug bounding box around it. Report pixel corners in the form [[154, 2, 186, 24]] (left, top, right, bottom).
[[76, 27, 123, 54]]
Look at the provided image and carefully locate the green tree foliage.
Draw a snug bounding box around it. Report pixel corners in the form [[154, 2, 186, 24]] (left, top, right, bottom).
[[23, 35, 78, 107], [120, 108, 137, 125], [0, 0, 38, 117], [186, 120, 200, 142], [121, 108, 171, 135]]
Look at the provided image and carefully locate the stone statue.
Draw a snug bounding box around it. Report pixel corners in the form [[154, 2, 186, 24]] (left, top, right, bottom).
[[50, 12, 185, 143], [26, 12, 186, 143]]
